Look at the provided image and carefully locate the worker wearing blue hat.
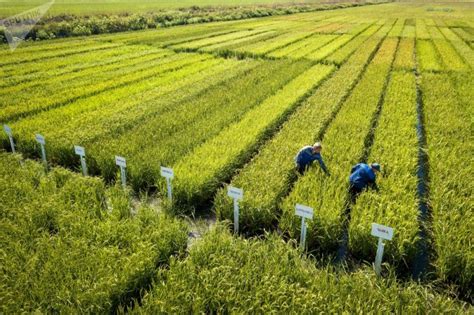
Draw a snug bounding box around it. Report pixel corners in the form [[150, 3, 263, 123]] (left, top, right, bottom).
[[349, 162, 381, 202]]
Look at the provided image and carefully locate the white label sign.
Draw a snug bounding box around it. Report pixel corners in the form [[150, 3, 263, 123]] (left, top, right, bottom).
[[295, 204, 313, 220], [227, 186, 243, 200], [35, 134, 45, 145], [74, 145, 85, 156], [371, 223, 394, 241], [160, 167, 174, 179], [115, 156, 126, 168], [3, 125, 12, 136]]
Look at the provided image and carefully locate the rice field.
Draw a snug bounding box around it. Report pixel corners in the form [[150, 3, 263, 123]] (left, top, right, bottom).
[[1, 1, 473, 312]]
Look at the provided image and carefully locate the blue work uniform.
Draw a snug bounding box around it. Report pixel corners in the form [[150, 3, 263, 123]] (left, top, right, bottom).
[[349, 163, 376, 191], [295, 146, 328, 175]]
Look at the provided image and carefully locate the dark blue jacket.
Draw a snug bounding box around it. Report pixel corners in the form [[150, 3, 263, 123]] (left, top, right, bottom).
[[349, 163, 376, 190], [295, 146, 328, 174]]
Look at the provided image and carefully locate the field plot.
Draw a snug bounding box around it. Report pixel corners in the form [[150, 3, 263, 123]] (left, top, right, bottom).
[[134, 226, 469, 313], [1, 1, 474, 311], [0, 153, 187, 313]]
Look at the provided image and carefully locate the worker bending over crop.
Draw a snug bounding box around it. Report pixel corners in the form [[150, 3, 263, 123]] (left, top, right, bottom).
[[294, 142, 329, 176], [349, 162, 381, 202]]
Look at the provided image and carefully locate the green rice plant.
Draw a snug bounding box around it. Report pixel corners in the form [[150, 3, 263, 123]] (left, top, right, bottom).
[[133, 226, 470, 313], [267, 33, 338, 58], [103, 23, 238, 47], [348, 71, 419, 269], [0, 44, 153, 89], [279, 37, 398, 253], [305, 34, 354, 61], [313, 22, 347, 34], [451, 28, 474, 44], [214, 23, 392, 235], [200, 31, 278, 53], [0, 41, 120, 67], [334, 22, 369, 35], [416, 39, 442, 72], [416, 19, 430, 40], [0, 37, 99, 55], [90, 60, 309, 189], [0, 45, 165, 95], [233, 31, 311, 55], [171, 63, 334, 211], [0, 153, 188, 313], [402, 25, 416, 38], [1, 50, 204, 121], [424, 18, 436, 27], [428, 26, 468, 71], [325, 23, 383, 65], [439, 27, 474, 68], [286, 34, 340, 59], [393, 37, 415, 71], [422, 72, 473, 298], [388, 18, 405, 37], [172, 29, 265, 50], [0, 41, 120, 76], [5, 57, 252, 168]]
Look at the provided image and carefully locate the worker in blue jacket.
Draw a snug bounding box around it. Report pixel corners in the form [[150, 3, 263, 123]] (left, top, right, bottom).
[[294, 142, 329, 175], [349, 162, 381, 202]]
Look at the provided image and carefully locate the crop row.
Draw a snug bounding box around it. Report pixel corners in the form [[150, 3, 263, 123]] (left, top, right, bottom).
[[214, 21, 395, 235], [325, 22, 382, 65], [90, 60, 311, 191], [101, 23, 239, 48], [388, 18, 405, 37], [348, 71, 419, 269], [280, 36, 398, 253], [0, 44, 154, 90], [0, 41, 120, 67], [233, 31, 311, 56], [422, 72, 473, 297], [439, 27, 474, 68], [1, 50, 208, 121], [416, 39, 442, 72], [393, 37, 415, 71], [306, 34, 356, 61], [132, 226, 469, 313], [172, 29, 269, 50], [5, 59, 301, 188], [268, 34, 339, 59], [200, 31, 279, 53], [5, 57, 256, 172], [0, 41, 122, 78], [0, 153, 188, 313], [171, 63, 334, 211], [0, 45, 164, 95], [451, 28, 474, 44], [428, 26, 468, 71], [416, 19, 430, 40]]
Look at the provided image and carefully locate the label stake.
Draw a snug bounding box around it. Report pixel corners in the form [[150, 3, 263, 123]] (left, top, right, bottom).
[[371, 223, 394, 276], [227, 186, 243, 234], [115, 156, 127, 188], [74, 145, 87, 176], [295, 204, 313, 249], [35, 134, 47, 171], [3, 125, 15, 153], [160, 167, 174, 201]]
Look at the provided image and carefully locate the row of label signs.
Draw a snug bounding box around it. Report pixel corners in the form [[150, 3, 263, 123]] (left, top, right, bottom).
[[4, 125, 394, 275], [228, 187, 394, 275]]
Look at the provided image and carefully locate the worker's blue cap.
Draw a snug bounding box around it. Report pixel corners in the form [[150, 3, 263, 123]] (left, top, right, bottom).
[[371, 163, 381, 172]]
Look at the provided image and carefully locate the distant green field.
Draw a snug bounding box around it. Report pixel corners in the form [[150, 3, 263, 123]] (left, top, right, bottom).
[[0, 0, 329, 17]]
